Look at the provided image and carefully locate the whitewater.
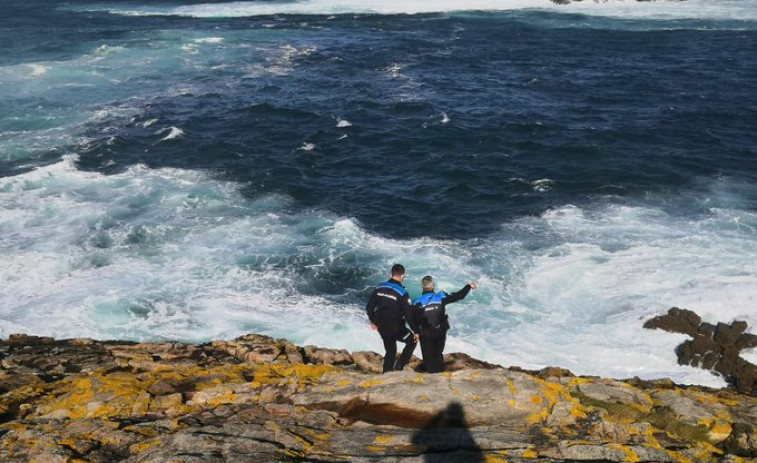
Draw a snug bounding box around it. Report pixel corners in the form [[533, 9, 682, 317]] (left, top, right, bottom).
[[74, 0, 757, 22], [2, 0, 757, 389]]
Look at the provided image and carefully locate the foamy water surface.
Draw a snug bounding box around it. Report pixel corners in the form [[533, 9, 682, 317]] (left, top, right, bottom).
[[2, 0, 756, 388]]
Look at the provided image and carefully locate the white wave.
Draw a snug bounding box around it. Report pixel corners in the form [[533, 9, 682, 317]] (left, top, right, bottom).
[[299, 142, 316, 151], [180, 44, 200, 54], [385, 63, 403, 78], [82, 0, 757, 22], [1, 160, 756, 387], [531, 178, 553, 192], [157, 126, 185, 141], [94, 44, 127, 57], [194, 37, 226, 44], [336, 118, 352, 128], [27, 64, 49, 78]]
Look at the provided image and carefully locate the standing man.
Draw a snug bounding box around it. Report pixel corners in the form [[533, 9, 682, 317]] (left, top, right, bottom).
[[413, 275, 478, 373], [366, 264, 420, 373]]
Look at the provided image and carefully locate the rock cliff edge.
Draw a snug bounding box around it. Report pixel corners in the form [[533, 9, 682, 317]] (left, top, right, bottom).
[[1, 328, 756, 462]]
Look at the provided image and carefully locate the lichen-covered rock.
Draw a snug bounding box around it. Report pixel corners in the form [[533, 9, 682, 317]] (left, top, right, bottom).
[[2, 332, 756, 462]]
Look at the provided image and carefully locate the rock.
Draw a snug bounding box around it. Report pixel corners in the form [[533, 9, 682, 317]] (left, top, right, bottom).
[[442, 352, 504, 372], [575, 379, 653, 409], [537, 366, 575, 380], [7, 334, 55, 345], [643, 307, 701, 336], [351, 351, 384, 373], [302, 345, 354, 366], [1, 332, 756, 462], [645, 308, 757, 395]]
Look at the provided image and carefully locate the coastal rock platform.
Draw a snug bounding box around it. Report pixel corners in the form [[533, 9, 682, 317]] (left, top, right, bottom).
[[1, 330, 756, 462]]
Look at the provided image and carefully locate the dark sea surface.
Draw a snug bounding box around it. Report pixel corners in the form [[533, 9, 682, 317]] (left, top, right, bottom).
[[1, 0, 756, 385]]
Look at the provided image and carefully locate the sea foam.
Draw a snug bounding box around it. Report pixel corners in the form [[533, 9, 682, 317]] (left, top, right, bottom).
[[81, 0, 757, 24], [1, 157, 755, 387]]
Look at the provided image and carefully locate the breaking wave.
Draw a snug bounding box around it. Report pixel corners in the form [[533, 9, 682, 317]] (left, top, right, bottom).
[[1, 156, 755, 387]]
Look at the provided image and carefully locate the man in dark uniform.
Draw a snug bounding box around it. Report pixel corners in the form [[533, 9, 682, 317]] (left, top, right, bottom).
[[366, 264, 420, 373], [413, 275, 478, 373]]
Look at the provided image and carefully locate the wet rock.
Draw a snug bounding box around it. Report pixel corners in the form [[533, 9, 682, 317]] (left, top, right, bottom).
[[645, 307, 757, 395], [643, 307, 702, 336]]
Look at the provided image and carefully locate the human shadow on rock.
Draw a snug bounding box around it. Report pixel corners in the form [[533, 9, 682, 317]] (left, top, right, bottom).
[[411, 402, 484, 463]]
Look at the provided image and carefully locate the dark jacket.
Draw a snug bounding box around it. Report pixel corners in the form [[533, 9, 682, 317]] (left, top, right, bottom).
[[366, 278, 420, 334], [413, 284, 471, 337]]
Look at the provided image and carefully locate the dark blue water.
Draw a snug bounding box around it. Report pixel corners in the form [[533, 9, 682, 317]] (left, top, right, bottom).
[[2, 0, 757, 384], [3, 0, 756, 239]]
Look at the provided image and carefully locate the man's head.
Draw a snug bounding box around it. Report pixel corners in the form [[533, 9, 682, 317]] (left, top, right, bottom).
[[391, 264, 405, 282], [421, 275, 435, 292]]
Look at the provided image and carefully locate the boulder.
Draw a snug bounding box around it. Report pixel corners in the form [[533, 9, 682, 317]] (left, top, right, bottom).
[[645, 307, 757, 395]]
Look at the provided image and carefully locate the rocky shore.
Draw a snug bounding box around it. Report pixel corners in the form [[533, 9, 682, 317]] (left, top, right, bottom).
[[1, 325, 756, 462]]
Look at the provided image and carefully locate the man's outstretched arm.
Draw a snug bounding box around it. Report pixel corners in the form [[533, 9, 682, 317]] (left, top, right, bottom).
[[443, 282, 478, 305]]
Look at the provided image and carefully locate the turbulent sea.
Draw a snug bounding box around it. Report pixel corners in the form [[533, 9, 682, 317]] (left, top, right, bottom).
[[2, 0, 757, 387]]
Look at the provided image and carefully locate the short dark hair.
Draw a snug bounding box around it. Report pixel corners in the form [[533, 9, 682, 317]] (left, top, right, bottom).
[[391, 264, 405, 276], [421, 275, 434, 289]]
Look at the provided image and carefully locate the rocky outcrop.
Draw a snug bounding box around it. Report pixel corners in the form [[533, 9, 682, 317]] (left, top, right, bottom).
[[644, 307, 757, 395], [1, 332, 756, 462]]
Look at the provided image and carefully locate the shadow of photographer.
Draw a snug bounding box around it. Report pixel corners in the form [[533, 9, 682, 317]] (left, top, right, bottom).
[[411, 401, 484, 462]]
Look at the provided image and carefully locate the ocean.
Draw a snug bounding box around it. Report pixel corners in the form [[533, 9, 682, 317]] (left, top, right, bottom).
[[1, 0, 756, 388]]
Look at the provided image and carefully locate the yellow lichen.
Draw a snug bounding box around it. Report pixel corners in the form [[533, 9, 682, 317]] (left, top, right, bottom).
[[694, 442, 724, 459], [288, 431, 315, 452], [526, 408, 549, 424], [521, 449, 538, 458], [366, 445, 387, 452], [708, 421, 732, 442], [374, 434, 393, 444], [359, 379, 386, 388], [57, 437, 96, 455], [609, 444, 640, 463], [484, 454, 508, 463], [627, 403, 652, 414], [129, 439, 162, 454], [506, 379, 517, 396], [569, 402, 588, 419], [665, 450, 696, 463], [306, 430, 330, 442]]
